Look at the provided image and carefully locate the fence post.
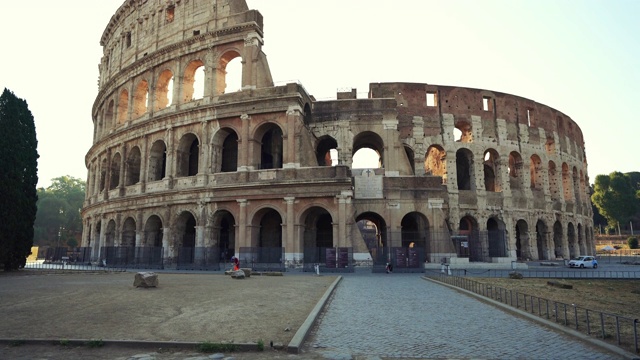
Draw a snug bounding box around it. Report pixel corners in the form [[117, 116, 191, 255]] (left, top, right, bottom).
[[634, 319, 638, 354], [600, 312, 606, 339]]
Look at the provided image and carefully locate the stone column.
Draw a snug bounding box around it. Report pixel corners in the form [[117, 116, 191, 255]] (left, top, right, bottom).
[[284, 107, 301, 168], [237, 199, 248, 250], [284, 197, 296, 259], [238, 114, 251, 171]]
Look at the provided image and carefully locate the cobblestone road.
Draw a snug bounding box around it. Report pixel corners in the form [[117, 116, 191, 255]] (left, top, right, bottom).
[[304, 272, 619, 359]]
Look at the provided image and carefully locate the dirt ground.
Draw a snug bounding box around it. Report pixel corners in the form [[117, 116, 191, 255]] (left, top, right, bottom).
[[0, 270, 337, 359], [473, 278, 640, 319]]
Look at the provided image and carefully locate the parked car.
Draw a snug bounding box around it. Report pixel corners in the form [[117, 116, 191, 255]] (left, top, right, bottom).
[[568, 256, 598, 269]]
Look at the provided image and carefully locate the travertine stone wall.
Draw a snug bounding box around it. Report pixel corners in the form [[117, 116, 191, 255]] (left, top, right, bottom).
[[82, 0, 594, 268]]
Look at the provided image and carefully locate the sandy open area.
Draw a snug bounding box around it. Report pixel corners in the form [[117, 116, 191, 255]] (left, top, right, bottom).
[[0, 270, 337, 347]]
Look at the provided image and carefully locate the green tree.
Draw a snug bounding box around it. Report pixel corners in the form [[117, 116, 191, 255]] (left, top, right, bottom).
[[591, 172, 640, 233], [34, 176, 86, 248], [0, 88, 39, 271]]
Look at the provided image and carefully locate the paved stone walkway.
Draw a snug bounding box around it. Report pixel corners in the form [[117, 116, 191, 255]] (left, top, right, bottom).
[[305, 272, 619, 359]]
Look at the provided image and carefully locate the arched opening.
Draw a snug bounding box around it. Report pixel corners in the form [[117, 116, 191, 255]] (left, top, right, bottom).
[[125, 146, 141, 186], [175, 211, 197, 266], [515, 220, 530, 260], [105, 100, 114, 134], [356, 212, 387, 266], [144, 215, 163, 247], [105, 220, 116, 247], [508, 151, 523, 189], [456, 148, 474, 190], [400, 212, 429, 267], [487, 217, 507, 258], [454, 120, 472, 142], [530, 154, 543, 190], [212, 210, 236, 261], [352, 131, 384, 169], [562, 163, 572, 202], [259, 125, 283, 169], [182, 60, 205, 102], [568, 222, 577, 258], [536, 220, 548, 260], [459, 216, 481, 261], [255, 209, 283, 263], [316, 136, 339, 166], [109, 153, 121, 190], [404, 145, 415, 175], [133, 79, 149, 118], [177, 133, 199, 177], [424, 145, 446, 184], [483, 149, 501, 192], [572, 167, 580, 204], [148, 140, 167, 181], [553, 220, 563, 259], [100, 158, 108, 192], [121, 217, 136, 247], [302, 207, 334, 267], [117, 89, 129, 125], [154, 69, 174, 110], [224, 57, 242, 93], [212, 128, 239, 173], [216, 51, 242, 95], [549, 161, 560, 201]]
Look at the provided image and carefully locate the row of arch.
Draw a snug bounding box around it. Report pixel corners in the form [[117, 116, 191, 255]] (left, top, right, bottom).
[[95, 51, 243, 142], [85, 203, 593, 264]]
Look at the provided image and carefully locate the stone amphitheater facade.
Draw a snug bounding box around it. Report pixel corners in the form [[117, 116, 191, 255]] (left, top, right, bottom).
[[81, 0, 594, 269]]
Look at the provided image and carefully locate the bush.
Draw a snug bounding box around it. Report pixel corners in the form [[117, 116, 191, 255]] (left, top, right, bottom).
[[628, 237, 639, 249], [196, 342, 237, 353]]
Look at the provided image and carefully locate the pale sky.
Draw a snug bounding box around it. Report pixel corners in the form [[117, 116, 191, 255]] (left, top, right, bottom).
[[1, 0, 638, 189]]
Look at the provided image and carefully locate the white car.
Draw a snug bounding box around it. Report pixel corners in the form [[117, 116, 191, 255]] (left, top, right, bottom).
[[568, 256, 598, 269]]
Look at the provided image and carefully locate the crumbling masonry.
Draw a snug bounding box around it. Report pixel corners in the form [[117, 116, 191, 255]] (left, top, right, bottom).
[[81, 0, 594, 270]]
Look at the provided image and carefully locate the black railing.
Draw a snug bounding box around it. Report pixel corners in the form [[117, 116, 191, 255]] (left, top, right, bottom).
[[303, 247, 354, 273], [239, 247, 285, 272], [426, 273, 639, 354]]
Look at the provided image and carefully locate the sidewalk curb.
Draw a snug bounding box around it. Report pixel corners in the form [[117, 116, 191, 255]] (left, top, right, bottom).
[[287, 275, 342, 353]]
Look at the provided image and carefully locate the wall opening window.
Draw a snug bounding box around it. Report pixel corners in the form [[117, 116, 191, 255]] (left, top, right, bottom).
[[482, 96, 493, 111], [126, 32, 132, 48], [426, 92, 436, 107], [166, 6, 175, 23]]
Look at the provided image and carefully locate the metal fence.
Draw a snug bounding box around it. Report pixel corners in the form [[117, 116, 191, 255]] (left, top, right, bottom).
[[426, 273, 639, 354], [303, 247, 354, 273], [440, 268, 640, 279], [238, 247, 285, 272], [372, 246, 426, 273]]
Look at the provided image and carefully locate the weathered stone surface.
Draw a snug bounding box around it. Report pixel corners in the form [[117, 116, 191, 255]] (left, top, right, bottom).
[[231, 270, 246, 279], [81, 0, 595, 271], [134, 272, 158, 288]]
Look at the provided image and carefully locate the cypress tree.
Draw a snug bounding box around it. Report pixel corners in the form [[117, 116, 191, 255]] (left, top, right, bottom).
[[0, 88, 39, 271]]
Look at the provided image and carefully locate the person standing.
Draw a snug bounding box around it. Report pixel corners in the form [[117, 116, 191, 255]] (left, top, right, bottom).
[[232, 256, 240, 271]]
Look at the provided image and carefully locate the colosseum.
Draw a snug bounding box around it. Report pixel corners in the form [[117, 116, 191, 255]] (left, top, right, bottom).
[[81, 0, 594, 271]]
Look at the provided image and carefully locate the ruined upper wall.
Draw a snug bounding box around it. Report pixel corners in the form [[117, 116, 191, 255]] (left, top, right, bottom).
[[368, 82, 585, 148], [98, 0, 261, 87]]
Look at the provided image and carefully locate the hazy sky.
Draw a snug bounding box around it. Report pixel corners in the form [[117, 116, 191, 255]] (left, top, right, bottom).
[[1, 0, 638, 188]]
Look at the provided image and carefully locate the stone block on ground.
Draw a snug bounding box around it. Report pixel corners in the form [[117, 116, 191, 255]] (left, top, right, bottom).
[[240, 268, 251, 277], [134, 272, 158, 288], [231, 270, 246, 279]]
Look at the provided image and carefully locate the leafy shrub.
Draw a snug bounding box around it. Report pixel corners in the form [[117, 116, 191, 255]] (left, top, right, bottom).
[[257, 339, 264, 351], [628, 237, 639, 249], [196, 342, 237, 353], [86, 339, 104, 348]]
